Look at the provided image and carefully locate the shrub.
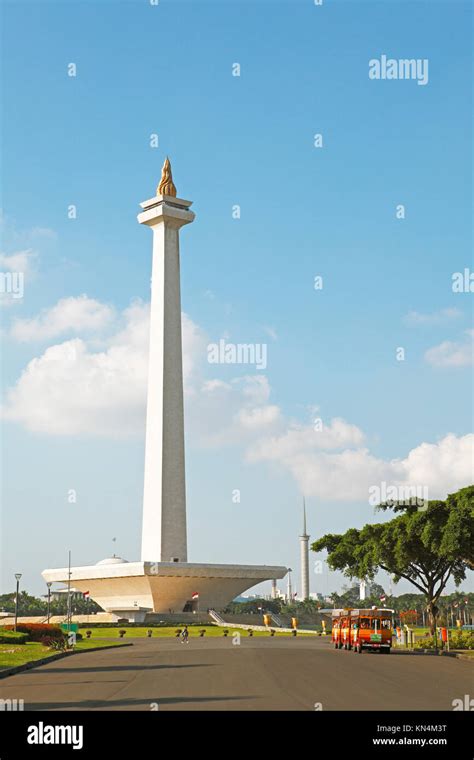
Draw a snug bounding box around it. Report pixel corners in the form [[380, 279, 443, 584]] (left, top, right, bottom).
[[413, 638, 436, 650], [147, 629, 153, 637], [449, 631, 474, 650], [223, 629, 229, 637], [413, 631, 474, 651], [85, 630, 92, 638], [4, 623, 64, 642], [0, 630, 29, 644], [41, 636, 68, 651], [118, 629, 126, 637], [199, 629, 206, 637]]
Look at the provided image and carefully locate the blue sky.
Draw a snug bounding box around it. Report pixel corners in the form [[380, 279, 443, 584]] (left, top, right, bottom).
[[1, 0, 472, 599]]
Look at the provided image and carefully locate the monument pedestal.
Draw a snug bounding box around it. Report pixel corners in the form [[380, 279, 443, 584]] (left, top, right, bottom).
[[42, 560, 287, 614]]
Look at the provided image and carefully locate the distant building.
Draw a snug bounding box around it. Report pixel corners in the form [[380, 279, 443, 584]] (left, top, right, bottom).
[[49, 588, 84, 602]]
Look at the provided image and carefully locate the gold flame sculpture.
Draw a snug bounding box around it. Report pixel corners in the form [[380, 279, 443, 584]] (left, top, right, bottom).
[[157, 157, 177, 197]]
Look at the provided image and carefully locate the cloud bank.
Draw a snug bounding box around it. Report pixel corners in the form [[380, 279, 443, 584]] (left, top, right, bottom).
[[2, 296, 472, 501]]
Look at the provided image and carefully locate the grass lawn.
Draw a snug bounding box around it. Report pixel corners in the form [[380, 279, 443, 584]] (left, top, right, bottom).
[[0, 639, 127, 670], [78, 625, 317, 639]]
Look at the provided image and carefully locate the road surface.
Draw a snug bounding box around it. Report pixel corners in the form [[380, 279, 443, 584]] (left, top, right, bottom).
[[0, 637, 471, 711]]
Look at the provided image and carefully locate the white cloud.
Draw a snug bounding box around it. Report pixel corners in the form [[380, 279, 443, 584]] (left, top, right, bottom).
[[237, 404, 281, 430], [9, 295, 116, 342], [0, 249, 37, 274], [2, 305, 148, 436], [247, 423, 473, 502], [2, 301, 207, 437], [0, 250, 38, 308], [404, 307, 461, 326], [247, 418, 365, 461], [424, 329, 473, 367], [397, 433, 473, 496], [262, 325, 278, 341], [186, 374, 282, 447], [2, 296, 472, 503]]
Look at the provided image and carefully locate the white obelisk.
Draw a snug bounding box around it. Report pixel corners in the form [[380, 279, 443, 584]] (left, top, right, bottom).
[[300, 498, 310, 600], [138, 158, 195, 562]]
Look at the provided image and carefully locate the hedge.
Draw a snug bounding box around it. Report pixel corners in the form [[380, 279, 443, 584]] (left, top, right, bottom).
[[414, 631, 474, 650], [0, 630, 29, 644], [77, 621, 216, 629], [3, 623, 64, 642]]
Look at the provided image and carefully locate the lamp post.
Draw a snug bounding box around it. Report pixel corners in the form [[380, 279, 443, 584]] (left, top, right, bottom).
[[46, 582, 52, 623], [66, 550, 72, 634], [14, 573, 22, 631]]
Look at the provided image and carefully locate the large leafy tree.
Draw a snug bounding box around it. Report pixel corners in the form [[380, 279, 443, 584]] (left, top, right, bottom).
[[312, 485, 474, 633]]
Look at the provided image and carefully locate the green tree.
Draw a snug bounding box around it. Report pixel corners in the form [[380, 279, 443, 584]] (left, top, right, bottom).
[[312, 485, 474, 634], [223, 598, 282, 615], [0, 591, 103, 617], [0, 591, 46, 615]]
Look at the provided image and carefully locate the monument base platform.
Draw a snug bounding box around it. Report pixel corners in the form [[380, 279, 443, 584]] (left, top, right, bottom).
[[42, 559, 288, 614]]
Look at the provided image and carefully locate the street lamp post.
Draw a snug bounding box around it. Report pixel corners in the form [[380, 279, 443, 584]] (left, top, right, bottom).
[[46, 582, 52, 623], [14, 573, 22, 631]]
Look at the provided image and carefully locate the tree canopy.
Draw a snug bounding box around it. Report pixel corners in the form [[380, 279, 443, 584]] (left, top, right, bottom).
[[312, 485, 474, 630]]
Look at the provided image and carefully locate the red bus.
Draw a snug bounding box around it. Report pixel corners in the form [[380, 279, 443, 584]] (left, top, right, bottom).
[[350, 608, 393, 654], [332, 608, 393, 654], [332, 609, 353, 649]]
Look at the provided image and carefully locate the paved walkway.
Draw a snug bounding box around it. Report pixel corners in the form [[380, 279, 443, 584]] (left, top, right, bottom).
[[0, 637, 471, 711]]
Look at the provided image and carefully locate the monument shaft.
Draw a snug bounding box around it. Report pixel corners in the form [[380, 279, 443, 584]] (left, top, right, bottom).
[[138, 192, 195, 562]]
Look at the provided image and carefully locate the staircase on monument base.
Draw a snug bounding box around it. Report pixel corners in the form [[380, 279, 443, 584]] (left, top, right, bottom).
[[269, 612, 285, 627], [208, 609, 227, 626]]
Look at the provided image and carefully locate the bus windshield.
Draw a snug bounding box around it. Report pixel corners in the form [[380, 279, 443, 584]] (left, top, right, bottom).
[[360, 618, 390, 631]]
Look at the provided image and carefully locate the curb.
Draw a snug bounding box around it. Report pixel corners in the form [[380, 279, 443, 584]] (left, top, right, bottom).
[[394, 648, 474, 660], [442, 651, 474, 662], [0, 643, 133, 680]]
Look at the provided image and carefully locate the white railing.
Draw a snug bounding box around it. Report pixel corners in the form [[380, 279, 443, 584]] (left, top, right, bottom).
[[208, 609, 227, 626]]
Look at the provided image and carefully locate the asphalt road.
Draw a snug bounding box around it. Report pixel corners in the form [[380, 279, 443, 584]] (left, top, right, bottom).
[[0, 637, 472, 711]]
